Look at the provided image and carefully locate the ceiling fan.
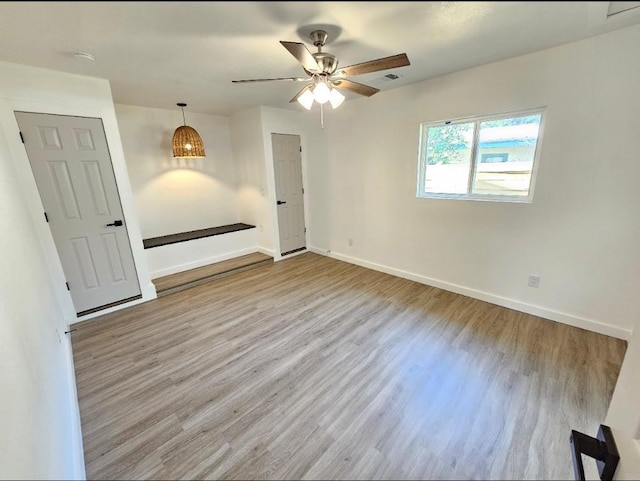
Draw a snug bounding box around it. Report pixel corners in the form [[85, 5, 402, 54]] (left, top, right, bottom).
[[232, 29, 410, 109]]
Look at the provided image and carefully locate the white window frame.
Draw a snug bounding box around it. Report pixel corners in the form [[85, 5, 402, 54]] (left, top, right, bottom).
[[416, 107, 546, 203]]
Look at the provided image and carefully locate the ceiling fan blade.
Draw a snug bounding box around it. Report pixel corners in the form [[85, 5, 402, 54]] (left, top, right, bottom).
[[332, 79, 380, 97], [232, 77, 307, 83], [289, 84, 313, 103], [280, 41, 321, 73], [338, 53, 410, 77]]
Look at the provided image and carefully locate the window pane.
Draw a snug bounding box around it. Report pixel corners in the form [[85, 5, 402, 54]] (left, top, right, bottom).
[[472, 114, 541, 196], [424, 122, 475, 194]]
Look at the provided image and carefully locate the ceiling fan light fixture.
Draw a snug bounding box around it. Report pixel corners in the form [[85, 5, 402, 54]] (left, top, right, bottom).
[[312, 81, 331, 104], [172, 103, 205, 158], [328, 88, 345, 109], [297, 89, 315, 110]]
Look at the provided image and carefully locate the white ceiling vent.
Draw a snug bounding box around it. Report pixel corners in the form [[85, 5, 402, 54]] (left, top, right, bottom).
[[381, 73, 403, 81]]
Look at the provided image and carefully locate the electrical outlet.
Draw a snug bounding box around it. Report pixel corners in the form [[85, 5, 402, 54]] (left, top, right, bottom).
[[55, 328, 62, 343], [348, 238, 353, 247], [528, 274, 540, 288]]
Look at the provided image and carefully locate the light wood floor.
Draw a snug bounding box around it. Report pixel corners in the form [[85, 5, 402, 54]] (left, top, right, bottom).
[[72, 252, 626, 480], [152, 252, 273, 296]]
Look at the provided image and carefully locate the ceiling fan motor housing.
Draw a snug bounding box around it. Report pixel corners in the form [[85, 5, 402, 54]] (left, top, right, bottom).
[[303, 30, 338, 74], [312, 52, 338, 74]]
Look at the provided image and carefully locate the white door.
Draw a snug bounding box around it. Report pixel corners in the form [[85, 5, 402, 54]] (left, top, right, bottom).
[[272, 133, 306, 256], [16, 112, 141, 315]]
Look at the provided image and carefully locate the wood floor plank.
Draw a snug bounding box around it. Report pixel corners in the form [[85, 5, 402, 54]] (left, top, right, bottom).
[[72, 252, 626, 480], [151, 251, 272, 294]]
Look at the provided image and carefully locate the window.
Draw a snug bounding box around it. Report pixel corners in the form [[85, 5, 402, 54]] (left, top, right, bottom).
[[417, 108, 545, 202]]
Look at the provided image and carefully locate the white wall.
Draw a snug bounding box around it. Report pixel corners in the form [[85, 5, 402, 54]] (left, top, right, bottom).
[[115, 104, 238, 239], [607, 317, 640, 479], [307, 24, 640, 339], [146, 228, 258, 279], [0, 127, 81, 480], [0, 63, 156, 325], [0, 61, 100, 479], [230, 106, 312, 258], [230, 107, 272, 252]]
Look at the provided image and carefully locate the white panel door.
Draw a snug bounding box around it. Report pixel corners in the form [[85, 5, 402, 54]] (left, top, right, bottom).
[[272, 133, 306, 255], [15, 112, 141, 314]]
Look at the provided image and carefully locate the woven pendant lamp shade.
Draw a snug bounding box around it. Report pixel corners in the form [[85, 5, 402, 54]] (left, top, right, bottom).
[[172, 125, 205, 158], [172, 103, 206, 158]]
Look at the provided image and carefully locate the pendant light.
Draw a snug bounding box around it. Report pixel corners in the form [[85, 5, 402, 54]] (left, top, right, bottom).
[[172, 103, 205, 158]]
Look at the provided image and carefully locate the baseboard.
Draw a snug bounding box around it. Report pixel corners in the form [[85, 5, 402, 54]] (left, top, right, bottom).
[[149, 247, 259, 279], [257, 246, 275, 257], [63, 331, 86, 480], [309, 246, 331, 255], [309, 246, 631, 341], [141, 281, 158, 300]]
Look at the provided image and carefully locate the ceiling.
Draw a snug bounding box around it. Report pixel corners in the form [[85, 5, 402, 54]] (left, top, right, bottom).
[[1, 1, 640, 116]]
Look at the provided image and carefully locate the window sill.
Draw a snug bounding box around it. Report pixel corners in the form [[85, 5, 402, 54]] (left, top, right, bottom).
[[416, 193, 533, 203]]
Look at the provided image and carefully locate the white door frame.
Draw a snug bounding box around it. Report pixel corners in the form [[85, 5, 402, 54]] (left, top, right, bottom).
[[266, 132, 309, 262], [16, 111, 143, 315], [1, 98, 156, 325], [260, 108, 311, 262], [272, 133, 307, 256]]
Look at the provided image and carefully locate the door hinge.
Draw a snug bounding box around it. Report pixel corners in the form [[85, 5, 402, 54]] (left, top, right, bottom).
[[299, 146, 302, 152], [65, 282, 70, 291], [302, 187, 305, 194], [44, 212, 49, 223], [304, 227, 307, 233], [19, 131, 24, 143]]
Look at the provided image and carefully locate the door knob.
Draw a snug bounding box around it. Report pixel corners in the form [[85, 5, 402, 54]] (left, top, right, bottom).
[[106, 220, 123, 227], [277, 200, 287, 205]]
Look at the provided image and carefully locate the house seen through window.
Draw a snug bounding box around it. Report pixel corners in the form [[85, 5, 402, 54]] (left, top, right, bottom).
[[417, 109, 545, 202]]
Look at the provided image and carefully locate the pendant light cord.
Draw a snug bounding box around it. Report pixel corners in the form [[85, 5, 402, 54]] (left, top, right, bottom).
[[181, 106, 186, 126]]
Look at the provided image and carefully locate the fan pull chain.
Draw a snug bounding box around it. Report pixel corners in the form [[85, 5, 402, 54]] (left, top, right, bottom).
[[321, 102, 324, 129]]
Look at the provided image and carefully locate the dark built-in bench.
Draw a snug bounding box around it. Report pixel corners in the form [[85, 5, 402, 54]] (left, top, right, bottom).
[[143, 223, 256, 249]]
